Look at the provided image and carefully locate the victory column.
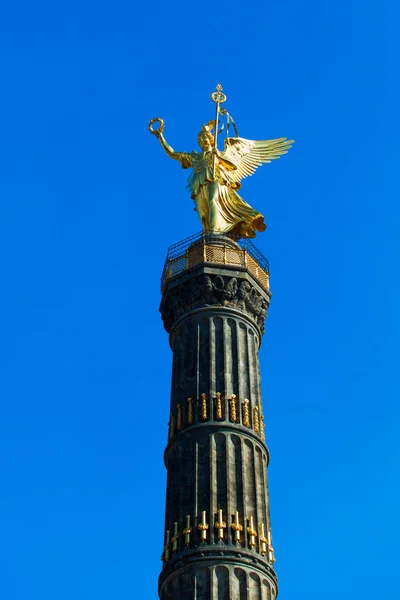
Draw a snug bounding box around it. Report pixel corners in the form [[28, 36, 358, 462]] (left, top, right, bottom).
[[149, 85, 293, 600]]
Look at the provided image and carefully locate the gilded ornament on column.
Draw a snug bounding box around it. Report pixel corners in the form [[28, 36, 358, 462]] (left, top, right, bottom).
[[168, 413, 175, 440], [176, 404, 182, 431], [215, 508, 227, 540], [247, 516, 257, 548], [268, 530, 276, 564], [229, 394, 237, 422], [253, 406, 260, 432], [201, 393, 207, 421], [162, 529, 170, 561], [242, 399, 250, 427], [187, 397, 193, 425], [216, 392, 223, 420], [231, 510, 243, 543], [171, 522, 179, 552], [197, 510, 209, 542], [261, 414, 265, 441], [182, 515, 193, 546], [259, 522, 268, 556]]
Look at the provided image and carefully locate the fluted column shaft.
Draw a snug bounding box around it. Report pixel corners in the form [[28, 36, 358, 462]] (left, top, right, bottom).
[[159, 259, 276, 600]]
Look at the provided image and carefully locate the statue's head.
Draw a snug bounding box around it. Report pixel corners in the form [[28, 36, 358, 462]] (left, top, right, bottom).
[[197, 121, 215, 151]]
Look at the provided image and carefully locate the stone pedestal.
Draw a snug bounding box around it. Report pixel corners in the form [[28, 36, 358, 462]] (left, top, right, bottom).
[[159, 235, 277, 600]]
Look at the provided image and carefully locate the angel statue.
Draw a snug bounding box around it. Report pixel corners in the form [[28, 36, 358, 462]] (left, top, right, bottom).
[[149, 85, 293, 238]]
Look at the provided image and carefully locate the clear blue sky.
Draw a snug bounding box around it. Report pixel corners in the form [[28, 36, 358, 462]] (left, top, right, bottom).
[[0, 1, 398, 599]]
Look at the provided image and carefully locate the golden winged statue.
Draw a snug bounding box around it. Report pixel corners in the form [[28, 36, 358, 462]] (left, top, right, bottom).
[[149, 85, 293, 238]]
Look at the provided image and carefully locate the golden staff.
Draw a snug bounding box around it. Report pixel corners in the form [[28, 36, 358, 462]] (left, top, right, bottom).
[[210, 83, 227, 181]]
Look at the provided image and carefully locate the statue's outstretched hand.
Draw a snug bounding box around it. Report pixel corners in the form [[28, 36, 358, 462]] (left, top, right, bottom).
[[148, 117, 165, 139]]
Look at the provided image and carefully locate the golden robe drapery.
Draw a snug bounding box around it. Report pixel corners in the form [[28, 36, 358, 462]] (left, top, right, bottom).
[[179, 150, 266, 239]]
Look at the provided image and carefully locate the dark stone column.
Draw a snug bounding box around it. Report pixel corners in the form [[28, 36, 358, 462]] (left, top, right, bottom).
[[159, 237, 277, 600]]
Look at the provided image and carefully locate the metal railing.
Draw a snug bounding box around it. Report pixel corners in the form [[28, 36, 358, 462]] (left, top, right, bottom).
[[161, 231, 270, 292]]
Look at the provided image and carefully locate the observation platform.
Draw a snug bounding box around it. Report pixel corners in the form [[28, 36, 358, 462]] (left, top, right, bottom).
[[161, 231, 270, 293]]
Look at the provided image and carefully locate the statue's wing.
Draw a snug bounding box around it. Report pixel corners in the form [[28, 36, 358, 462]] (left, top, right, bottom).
[[223, 136, 294, 184]]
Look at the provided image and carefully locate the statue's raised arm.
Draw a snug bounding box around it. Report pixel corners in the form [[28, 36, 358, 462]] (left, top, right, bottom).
[[149, 117, 193, 169], [148, 86, 294, 238]]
